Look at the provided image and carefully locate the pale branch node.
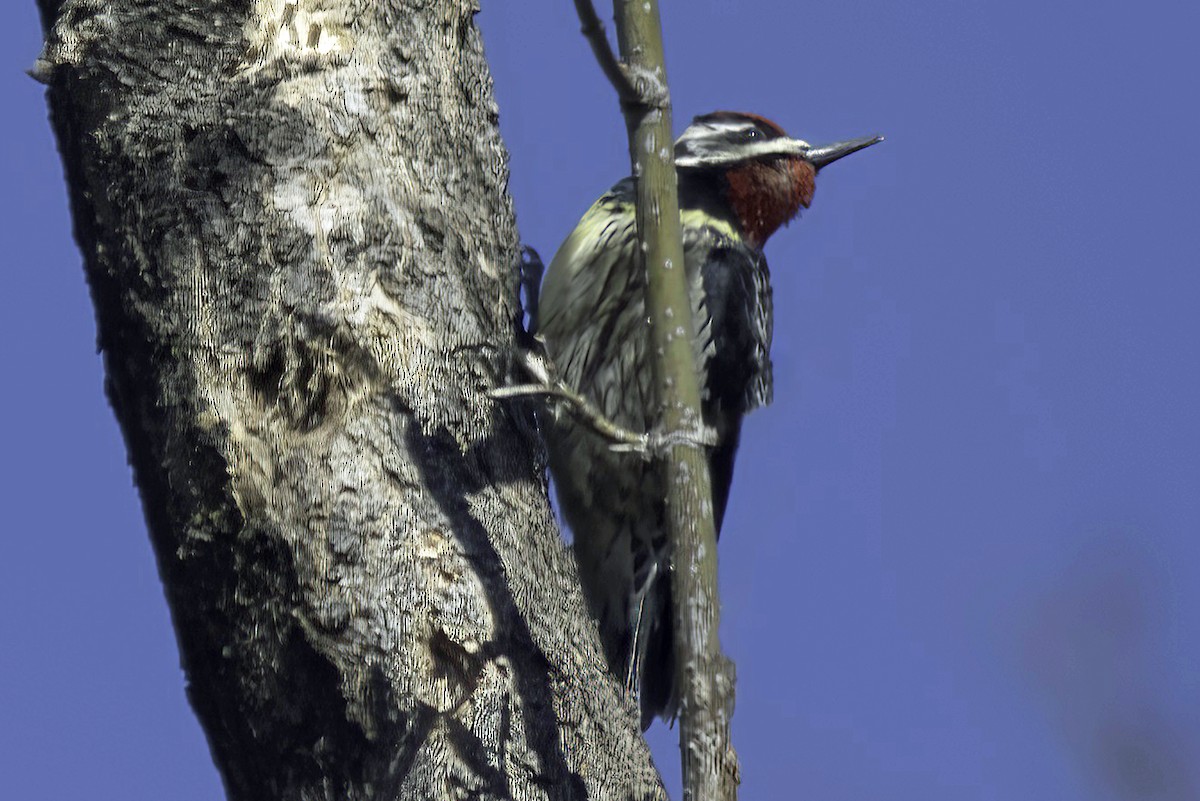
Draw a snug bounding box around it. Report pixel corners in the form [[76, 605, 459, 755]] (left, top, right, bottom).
[[612, 423, 717, 456], [622, 63, 669, 110], [573, 0, 658, 109], [489, 344, 717, 458]]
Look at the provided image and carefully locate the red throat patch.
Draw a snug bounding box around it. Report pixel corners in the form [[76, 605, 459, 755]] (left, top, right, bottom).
[[725, 157, 815, 249]]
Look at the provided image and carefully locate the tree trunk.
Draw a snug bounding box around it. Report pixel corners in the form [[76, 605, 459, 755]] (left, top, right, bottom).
[[34, 0, 664, 798]]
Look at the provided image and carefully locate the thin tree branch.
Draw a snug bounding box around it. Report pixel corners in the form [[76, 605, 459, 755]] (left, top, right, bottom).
[[602, 1, 741, 800], [491, 350, 717, 457], [490, 341, 650, 451]]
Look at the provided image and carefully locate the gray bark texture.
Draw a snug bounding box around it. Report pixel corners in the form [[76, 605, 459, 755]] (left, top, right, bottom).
[[34, 0, 666, 799]]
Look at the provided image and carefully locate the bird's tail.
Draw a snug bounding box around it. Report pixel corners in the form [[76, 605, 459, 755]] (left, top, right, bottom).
[[628, 558, 677, 730]]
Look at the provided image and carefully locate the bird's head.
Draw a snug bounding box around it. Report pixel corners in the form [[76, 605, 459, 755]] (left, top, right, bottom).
[[674, 111, 882, 248]]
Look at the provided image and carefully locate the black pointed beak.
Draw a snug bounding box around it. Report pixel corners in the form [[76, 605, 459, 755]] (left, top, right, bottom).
[[805, 135, 884, 169]]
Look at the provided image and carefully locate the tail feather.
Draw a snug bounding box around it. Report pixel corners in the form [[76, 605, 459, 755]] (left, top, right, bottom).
[[629, 560, 677, 729]]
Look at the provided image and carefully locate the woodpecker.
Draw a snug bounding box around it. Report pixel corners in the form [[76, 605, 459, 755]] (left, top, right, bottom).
[[538, 111, 880, 728]]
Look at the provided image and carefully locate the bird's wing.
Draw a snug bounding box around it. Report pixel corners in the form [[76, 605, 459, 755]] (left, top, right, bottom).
[[691, 236, 775, 529]]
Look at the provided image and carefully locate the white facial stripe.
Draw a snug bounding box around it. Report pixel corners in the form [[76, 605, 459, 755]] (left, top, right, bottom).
[[740, 138, 811, 158], [674, 135, 811, 168]]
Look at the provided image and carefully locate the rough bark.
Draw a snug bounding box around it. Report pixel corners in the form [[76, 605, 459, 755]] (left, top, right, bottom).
[[34, 0, 665, 798]]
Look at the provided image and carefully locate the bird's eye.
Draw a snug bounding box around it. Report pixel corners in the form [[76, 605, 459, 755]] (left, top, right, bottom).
[[742, 129, 761, 141]]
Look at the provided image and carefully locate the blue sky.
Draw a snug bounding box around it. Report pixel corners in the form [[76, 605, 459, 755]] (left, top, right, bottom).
[[4, 1, 1199, 799]]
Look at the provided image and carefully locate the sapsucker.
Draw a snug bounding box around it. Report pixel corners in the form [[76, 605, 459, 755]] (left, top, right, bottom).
[[538, 111, 880, 728]]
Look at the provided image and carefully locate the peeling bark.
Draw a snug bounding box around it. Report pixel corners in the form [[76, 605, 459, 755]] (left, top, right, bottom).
[[35, 0, 665, 798]]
